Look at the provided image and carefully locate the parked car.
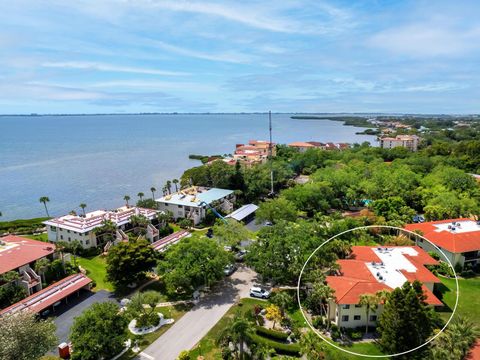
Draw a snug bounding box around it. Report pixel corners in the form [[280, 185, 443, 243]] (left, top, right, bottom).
[[223, 264, 237, 276], [264, 221, 273, 226], [235, 249, 248, 262], [250, 286, 270, 299]]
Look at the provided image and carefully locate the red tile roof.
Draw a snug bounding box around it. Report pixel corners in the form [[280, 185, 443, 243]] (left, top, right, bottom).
[[0, 235, 55, 274], [405, 218, 480, 253], [0, 273, 92, 316], [326, 246, 442, 305], [288, 142, 315, 148]]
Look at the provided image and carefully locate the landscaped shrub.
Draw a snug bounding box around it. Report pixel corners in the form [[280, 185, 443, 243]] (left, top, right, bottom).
[[345, 327, 363, 340], [312, 316, 324, 329], [255, 325, 289, 341], [249, 333, 300, 356], [330, 324, 341, 340], [461, 269, 475, 278]]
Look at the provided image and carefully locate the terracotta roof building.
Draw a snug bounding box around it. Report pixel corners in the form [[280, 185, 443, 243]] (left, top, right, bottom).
[[405, 218, 480, 268], [0, 235, 56, 296], [326, 246, 442, 328]]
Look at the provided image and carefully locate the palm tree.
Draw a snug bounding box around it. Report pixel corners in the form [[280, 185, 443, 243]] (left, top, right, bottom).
[[137, 192, 144, 201], [69, 240, 82, 266], [79, 203, 87, 216], [130, 215, 149, 235], [55, 240, 69, 269], [166, 180, 172, 194], [124, 195, 131, 207], [217, 315, 254, 360], [34, 258, 50, 284], [300, 330, 326, 360], [310, 282, 335, 328], [431, 316, 478, 360], [376, 289, 390, 305], [359, 293, 379, 334], [93, 219, 117, 247], [150, 187, 156, 200], [172, 179, 179, 192], [39, 196, 50, 217]]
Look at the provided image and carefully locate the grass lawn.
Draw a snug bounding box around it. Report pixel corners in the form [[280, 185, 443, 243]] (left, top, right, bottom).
[[119, 304, 192, 360], [23, 233, 49, 241], [77, 255, 114, 292], [436, 276, 480, 322]]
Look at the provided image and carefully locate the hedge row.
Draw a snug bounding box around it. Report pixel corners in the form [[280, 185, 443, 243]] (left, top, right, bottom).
[[255, 325, 289, 341], [249, 333, 301, 356]]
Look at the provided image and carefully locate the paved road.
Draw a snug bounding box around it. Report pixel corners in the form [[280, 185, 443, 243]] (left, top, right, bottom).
[[138, 266, 258, 360]]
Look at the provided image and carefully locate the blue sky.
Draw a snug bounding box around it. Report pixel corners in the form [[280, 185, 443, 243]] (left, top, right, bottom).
[[1, 0, 479, 114]]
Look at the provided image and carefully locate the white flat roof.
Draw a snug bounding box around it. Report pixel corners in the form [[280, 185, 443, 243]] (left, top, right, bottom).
[[156, 187, 233, 207], [226, 204, 258, 221], [43, 206, 157, 233], [366, 247, 419, 289], [433, 220, 480, 234]]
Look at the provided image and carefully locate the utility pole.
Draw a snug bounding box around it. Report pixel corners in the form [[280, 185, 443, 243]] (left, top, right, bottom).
[[268, 111, 274, 196]]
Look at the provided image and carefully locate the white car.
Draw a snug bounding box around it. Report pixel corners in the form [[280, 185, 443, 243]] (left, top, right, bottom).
[[250, 286, 270, 299]]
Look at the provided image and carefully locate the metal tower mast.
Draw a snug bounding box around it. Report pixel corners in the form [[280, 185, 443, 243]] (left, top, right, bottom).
[[268, 111, 274, 196]]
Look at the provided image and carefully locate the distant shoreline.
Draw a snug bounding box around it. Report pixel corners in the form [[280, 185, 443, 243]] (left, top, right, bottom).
[[0, 112, 475, 117]]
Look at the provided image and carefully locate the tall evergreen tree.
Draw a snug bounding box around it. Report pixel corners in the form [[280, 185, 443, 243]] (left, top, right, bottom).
[[377, 281, 434, 358]]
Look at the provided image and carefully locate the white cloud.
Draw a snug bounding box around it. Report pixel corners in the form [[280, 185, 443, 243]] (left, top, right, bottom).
[[369, 23, 480, 57], [42, 61, 189, 76], [150, 40, 255, 64]]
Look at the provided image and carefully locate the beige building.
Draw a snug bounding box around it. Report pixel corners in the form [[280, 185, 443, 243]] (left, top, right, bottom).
[[233, 140, 276, 165], [379, 135, 420, 151]]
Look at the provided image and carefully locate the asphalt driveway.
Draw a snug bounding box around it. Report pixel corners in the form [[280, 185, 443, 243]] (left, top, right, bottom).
[[53, 290, 117, 344], [138, 266, 258, 360]]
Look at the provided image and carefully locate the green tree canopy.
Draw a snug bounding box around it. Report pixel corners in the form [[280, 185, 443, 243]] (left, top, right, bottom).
[[212, 218, 252, 247], [106, 239, 157, 291], [70, 301, 128, 360], [377, 281, 436, 358], [157, 236, 231, 295], [255, 197, 298, 224], [0, 310, 57, 360]]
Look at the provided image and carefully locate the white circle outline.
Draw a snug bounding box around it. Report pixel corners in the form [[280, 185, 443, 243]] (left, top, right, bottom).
[[296, 225, 459, 358]]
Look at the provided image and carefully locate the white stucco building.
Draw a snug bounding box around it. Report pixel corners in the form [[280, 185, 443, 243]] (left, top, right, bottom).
[[156, 186, 235, 225], [379, 135, 420, 151], [43, 206, 159, 249]]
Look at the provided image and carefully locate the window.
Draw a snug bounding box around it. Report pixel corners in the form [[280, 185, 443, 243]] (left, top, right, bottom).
[[341, 315, 349, 322], [342, 304, 350, 309], [86, 240, 90, 245], [178, 205, 183, 208], [85, 231, 89, 235], [67, 230, 71, 233], [370, 315, 377, 321], [68, 237, 71, 241], [165, 203, 169, 207], [50, 226, 56, 232], [60, 235, 63, 240], [355, 304, 362, 308], [354, 315, 361, 320]]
